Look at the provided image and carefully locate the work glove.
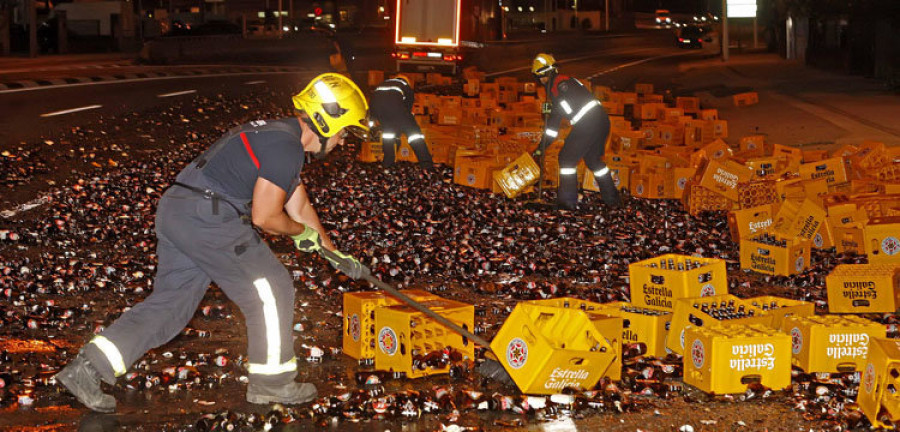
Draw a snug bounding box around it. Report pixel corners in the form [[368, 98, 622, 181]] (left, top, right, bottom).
[[321, 249, 371, 280], [531, 148, 543, 160], [291, 226, 322, 253]]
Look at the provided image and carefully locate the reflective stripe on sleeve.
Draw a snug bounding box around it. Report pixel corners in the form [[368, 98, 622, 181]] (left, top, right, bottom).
[[408, 133, 425, 142], [571, 100, 600, 124], [560, 100, 573, 115], [368, 120, 375, 127], [248, 357, 298, 375], [374, 86, 405, 95], [544, 129, 558, 138], [594, 167, 610, 177], [560, 167, 578, 175], [382, 132, 396, 139], [90, 335, 127, 376]]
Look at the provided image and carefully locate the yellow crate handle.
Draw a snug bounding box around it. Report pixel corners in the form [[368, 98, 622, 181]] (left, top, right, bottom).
[[740, 374, 762, 384], [521, 325, 537, 344], [570, 357, 587, 366]]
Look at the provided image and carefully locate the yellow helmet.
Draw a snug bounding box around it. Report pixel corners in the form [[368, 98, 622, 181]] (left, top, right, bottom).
[[532, 53, 557, 77], [292, 73, 369, 138]]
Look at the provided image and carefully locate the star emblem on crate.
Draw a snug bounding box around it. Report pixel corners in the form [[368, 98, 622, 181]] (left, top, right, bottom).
[[506, 338, 528, 369], [378, 327, 398, 356], [691, 339, 705, 369]]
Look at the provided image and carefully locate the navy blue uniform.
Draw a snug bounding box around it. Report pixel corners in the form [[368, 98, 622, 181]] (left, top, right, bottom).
[[369, 78, 433, 168]]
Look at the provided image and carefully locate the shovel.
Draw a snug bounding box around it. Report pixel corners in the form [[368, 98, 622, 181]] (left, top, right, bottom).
[[318, 248, 515, 384]]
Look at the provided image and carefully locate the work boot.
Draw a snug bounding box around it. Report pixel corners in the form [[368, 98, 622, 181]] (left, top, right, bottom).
[[55, 355, 116, 413], [554, 200, 578, 211], [246, 382, 317, 405]]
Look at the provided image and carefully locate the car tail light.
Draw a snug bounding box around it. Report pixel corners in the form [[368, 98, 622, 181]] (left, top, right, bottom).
[[678, 38, 684, 42]]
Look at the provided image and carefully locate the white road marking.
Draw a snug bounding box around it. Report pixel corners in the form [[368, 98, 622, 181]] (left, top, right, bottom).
[[0, 71, 306, 95], [40, 104, 102, 117], [587, 52, 690, 79], [245, 80, 266, 85], [157, 89, 197, 98]]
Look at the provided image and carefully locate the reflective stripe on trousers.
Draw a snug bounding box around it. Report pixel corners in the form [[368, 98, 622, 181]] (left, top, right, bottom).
[[247, 278, 297, 375], [90, 335, 127, 376]]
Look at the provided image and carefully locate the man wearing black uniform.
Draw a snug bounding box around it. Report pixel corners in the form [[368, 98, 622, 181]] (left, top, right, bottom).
[[531, 53, 621, 210], [55, 73, 371, 412], [368, 75, 434, 170]]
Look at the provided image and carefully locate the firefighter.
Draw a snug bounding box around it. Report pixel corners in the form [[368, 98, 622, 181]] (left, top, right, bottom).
[[531, 53, 621, 210], [368, 75, 434, 170], [54, 73, 371, 412]]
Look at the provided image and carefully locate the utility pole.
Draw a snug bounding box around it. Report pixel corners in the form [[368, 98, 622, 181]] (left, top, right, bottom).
[[604, 0, 609, 31], [722, 0, 729, 61]]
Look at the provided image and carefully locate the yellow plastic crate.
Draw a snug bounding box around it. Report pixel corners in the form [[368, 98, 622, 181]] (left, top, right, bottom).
[[373, 298, 474, 378], [733, 91, 759, 107], [683, 324, 791, 395], [798, 157, 850, 185], [492, 152, 540, 199], [782, 314, 885, 373], [728, 204, 778, 242], [666, 294, 769, 355], [772, 198, 828, 243], [698, 159, 753, 202], [519, 298, 624, 380], [628, 254, 728, 312], [342, 290, 439, 361], [858, 337, 900, 428], [596, 301, 672, 358], [490, 303, 617, 395], [865, 217, 900, 264], [746, 296, 814, 329], [826, 264, 900, 313], [358, 141, 385, 163], [739, 234, 811, 276]]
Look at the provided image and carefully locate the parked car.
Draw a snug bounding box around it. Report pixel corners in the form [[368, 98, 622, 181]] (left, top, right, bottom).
[[677, 24, 711, 49]]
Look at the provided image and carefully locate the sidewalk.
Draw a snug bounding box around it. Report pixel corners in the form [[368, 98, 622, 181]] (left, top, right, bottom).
[[675, 51, 900, 150]]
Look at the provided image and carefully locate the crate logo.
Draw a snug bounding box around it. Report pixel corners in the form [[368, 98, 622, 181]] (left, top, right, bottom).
[[677, 176, 688, 190], [790, 327, 803, 354], [713, 149, 725, 159], [611, 171, 621, 187], [864, 362, 876, 394], [506, 338, 528, 369], [691, 339, 705, 369], [349, 314, 361, 342], [636, 183, 645, 196], [814, 233, 824, 248], [882, 237, 900, 256], [729, 343, 776, 371], [466, 173, 476, 185], [378, 327, 398, 356], [713, 167, 738, 189], [795, 256, 805, 273], [400, 147, 410, 157], [748, 219, 772, 234], [841, 280, 878, 301], [544, 367, 590, 391], [826, 333, 869, 360], [700, 284, 715, 297]]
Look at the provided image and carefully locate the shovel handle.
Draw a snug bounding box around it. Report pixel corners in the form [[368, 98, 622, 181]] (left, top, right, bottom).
[[318, 248, 492, 348]]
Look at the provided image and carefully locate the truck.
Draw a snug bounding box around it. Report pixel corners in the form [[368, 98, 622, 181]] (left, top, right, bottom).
[[392, 0, 463, 74]]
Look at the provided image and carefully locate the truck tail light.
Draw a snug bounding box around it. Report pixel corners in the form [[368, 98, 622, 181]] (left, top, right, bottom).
[[412, 52, 428, 58]]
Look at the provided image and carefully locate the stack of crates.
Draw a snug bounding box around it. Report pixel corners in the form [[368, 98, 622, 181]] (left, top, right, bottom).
[[628, 254, 728, 312], [490, 303, 617, 394], [826, 263, 900, 313], [781, 314, 885, 373], [683, 324, 791, 394], [727, 204, 779, 242]]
